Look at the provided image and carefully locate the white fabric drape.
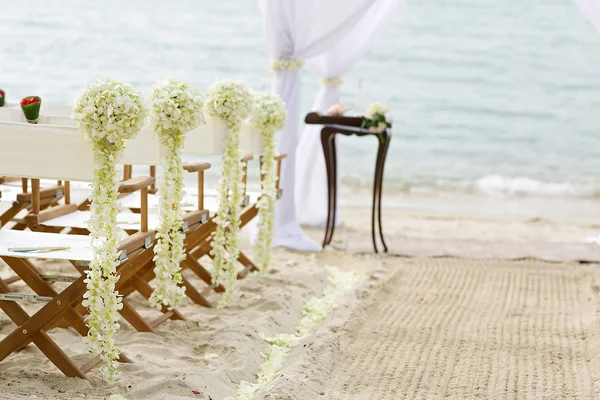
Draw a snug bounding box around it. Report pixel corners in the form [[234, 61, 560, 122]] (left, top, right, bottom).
[[258, 0, 390, 251], [574, 0, 600, 30], [295, 0, 403, 227]]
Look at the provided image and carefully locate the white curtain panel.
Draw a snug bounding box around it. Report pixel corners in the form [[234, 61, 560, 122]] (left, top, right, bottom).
[[574, 0, 600, 30], [258, 0, 381, 251], [296, 0, 403, 227]]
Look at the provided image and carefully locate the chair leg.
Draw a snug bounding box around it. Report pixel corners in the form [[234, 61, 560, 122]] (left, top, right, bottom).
[[129, 275, 186, 322], [3, 258, 89, 337], [119, 300, 157, 334], [0, 280, 87, 378], [180, 276, 212, 307]]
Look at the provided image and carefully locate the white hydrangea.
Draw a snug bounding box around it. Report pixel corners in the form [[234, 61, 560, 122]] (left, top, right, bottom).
[[73, 78, 145, 380], [250, 92, 287, 273], [72, 79, 145, 149], [148, 78, 205, 310]]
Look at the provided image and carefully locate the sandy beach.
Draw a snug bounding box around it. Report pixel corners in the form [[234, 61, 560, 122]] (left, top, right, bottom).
[[2, 198, 600, 399]]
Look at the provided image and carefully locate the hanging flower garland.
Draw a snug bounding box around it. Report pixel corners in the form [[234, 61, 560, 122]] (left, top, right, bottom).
[[148, 77, 204, 310], [204, 80, 253, 307], [72, 79, 145, 380], [249, 92, 287, 273]]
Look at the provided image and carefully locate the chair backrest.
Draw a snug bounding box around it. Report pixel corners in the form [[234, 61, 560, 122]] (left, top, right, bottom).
[[0, 121, 95, 182], [0, 105, 264, 167]]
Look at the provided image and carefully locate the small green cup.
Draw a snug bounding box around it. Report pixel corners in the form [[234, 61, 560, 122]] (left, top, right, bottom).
[[20, 96, 42, 124]]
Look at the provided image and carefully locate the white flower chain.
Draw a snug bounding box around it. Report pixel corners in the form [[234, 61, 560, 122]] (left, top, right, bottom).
[[250, 92, 287, 273], [225, 267, 359, 400], [319, 76, 344, 88], [205, 80, 253, 307], [270, 57, 304, 72], [72, 79, 144, 380], [148, 78, 204, 310]]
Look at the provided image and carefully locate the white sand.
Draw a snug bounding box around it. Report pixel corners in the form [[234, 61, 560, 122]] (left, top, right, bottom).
[[2, 202, 600, 399]]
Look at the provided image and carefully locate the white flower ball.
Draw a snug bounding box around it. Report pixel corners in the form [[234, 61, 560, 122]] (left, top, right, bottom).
[[148, 77, 204, 136], [250, 91, 287, 133], [204, 80, 253, 128], [72, 79, 145, 148]]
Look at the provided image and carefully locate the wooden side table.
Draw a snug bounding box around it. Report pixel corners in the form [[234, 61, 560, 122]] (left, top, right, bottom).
[[305, 113, 391, 253]]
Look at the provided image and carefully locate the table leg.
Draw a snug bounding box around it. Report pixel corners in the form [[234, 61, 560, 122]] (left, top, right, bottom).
[[328, 134, 338, 246], [321, 130, 335, 248], [371, 139, 380, 254], [375, 132, 390, 253]]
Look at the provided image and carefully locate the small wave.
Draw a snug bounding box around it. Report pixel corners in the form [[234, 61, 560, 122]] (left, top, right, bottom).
[[475, 175, 594, 197]]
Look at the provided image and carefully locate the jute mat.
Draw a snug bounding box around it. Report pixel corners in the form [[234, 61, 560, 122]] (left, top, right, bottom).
[[270, 258, 600, 399]]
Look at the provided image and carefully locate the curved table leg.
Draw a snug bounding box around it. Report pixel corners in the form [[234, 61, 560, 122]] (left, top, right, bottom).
[[375, 132, 391, 253], [371, 137, 381, 254], [328, 134, 338, 246], [321, 130, 335, 248]]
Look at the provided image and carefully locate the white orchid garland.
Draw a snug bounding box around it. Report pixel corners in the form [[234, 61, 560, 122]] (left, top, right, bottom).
[[205, 80, 253, 307], [148, 77, 204, 309], [249, 92, 287, 273], [225, 267, 359, 400], [72, 78, 145, 380]]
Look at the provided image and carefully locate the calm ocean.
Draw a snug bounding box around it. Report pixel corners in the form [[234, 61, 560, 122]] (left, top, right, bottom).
[[2, 0, 600, 199]]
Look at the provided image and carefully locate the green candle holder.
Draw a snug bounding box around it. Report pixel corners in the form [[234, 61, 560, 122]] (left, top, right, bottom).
[[20, 96, 42, 124]]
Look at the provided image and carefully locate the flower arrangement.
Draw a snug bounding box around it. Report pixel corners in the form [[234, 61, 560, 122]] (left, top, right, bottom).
[[320, 76, 344, 88], [205, 80, 253, 307], [249, 91, 287, 273], [270, 57, 304, 72], [0, 89, 5, 107], [21, 96, 41, 124], [361, 102, 392, 133], [72, 78, 145, 380], [148, 77, 204, 310]]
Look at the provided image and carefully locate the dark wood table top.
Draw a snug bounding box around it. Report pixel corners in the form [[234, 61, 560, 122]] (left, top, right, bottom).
[[304, 112, 363, 127]]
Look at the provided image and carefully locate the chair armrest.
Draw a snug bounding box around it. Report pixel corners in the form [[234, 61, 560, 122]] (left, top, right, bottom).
[[241, 154, 254, 163], [183, 162, 211, 173], [119, 176, 156, 194], [274, 153, 287, 161]]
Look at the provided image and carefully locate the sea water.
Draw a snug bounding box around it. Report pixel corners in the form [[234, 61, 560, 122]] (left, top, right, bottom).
[[2, 0, 600, 203]]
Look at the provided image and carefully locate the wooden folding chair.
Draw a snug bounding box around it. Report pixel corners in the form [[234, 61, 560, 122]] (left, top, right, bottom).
[[0, 118, 157, 378], [25, 128, 209, 333]]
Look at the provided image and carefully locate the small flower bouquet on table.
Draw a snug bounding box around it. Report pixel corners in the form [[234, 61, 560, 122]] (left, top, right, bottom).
[[361, 102, 392, 133], [21, 96, 41, 124], [0, 90, 5, 107]]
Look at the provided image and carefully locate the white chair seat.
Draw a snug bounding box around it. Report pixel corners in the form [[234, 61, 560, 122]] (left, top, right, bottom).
[[119, 189, 258, 213], [0, 229, 92, 261], [119, 192, 221, 213], [0, 184, 22, 203], [42, 210, 162, 231]]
